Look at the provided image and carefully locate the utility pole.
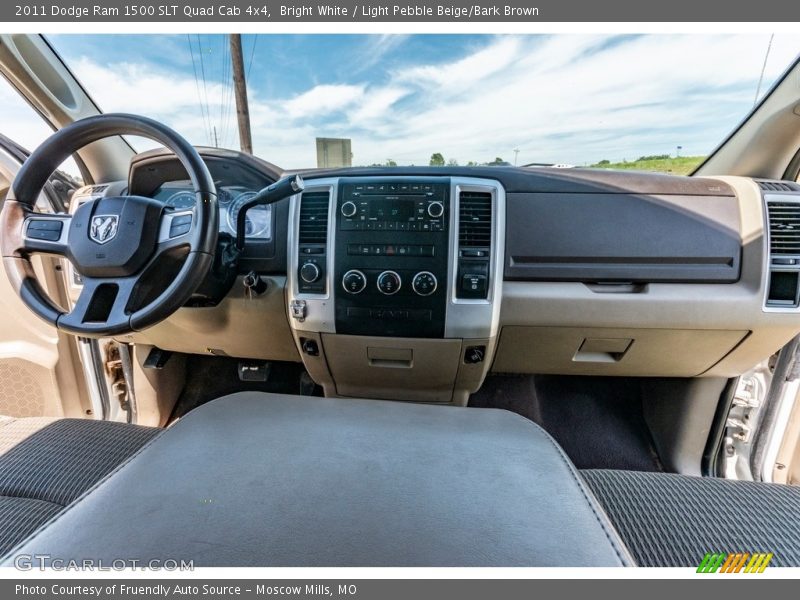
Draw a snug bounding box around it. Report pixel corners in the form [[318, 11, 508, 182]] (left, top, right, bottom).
[[513, 148, 520, 166], [213, 126, 219, 148], [230, 34, 253, 154]]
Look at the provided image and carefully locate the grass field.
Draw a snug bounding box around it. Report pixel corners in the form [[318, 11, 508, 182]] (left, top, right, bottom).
[[589, 155, 706, 176]]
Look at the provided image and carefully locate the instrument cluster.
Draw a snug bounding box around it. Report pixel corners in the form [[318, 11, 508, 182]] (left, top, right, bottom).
[[156, 182, 272, 240]]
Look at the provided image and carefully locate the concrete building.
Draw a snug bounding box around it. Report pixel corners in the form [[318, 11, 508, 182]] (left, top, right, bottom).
[[316, 137, 352, 168]]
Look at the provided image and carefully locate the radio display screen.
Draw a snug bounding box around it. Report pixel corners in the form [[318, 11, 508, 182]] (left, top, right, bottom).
[[367, 197, 419, 222]]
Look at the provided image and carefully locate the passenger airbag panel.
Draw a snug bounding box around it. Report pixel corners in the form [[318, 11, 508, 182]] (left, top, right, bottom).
[[505, 192, 741, 283]]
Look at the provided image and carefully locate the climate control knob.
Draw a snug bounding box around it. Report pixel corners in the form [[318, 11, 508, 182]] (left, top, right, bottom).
[[376, 270, 402, 295], [427, 201, 444, 218], [300, 262, 321, 283], [341, 201, 358, 218], [342, 270, 367, 294], [412, 271, 438, 296]]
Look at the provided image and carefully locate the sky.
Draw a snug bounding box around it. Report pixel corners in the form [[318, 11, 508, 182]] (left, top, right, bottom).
[[2, 34, 800, 169]]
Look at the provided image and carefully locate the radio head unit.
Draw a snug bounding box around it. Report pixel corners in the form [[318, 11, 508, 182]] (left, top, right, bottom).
[[334, 178, 450, 338], [339, 181, 448, 232]]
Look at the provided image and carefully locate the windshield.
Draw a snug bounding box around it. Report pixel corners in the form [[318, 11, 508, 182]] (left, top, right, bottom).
[[47, 33, 800, 174]]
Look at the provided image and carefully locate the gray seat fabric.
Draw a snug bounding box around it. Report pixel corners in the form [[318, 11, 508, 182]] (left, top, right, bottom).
[[582, 469, 800, 567], [0, 416, 160, 555], [2, 393, 632, 567]]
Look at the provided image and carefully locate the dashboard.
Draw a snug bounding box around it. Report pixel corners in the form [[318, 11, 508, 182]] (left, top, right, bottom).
[[73, 146, 800, 407]]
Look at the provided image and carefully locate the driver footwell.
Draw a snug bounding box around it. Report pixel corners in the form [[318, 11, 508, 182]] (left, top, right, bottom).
[[170, 356, 322, 421]]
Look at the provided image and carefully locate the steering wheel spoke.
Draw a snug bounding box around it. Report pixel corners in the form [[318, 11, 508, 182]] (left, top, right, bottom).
[[21, 213, 71, 256], [156, 209, 196, 255], [58, 274, 139, 335]]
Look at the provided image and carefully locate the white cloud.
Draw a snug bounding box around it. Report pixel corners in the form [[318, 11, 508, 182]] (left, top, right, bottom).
[[283, 84, 364, 119], [396, 36, 522, 92], [349, 86, 411, 124]]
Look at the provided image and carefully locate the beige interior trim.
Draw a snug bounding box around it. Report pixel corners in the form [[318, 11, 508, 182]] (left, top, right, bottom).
[[313, 333, 496, 406], [492, 176, 800, 378], [117, 276, 300, 363], [773, 387, 800, 485], [321, 334, 462, 403], [0, 147, 89, 419], [131, 344, 185, 427], [696, 58, 800, 179], [0, 34, 134, 183], [492, 326, 747, 378]]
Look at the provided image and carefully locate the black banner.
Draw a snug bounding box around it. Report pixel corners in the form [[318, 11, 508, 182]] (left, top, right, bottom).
[[3, 0, 800, 22], [3, 579, 797, 600]]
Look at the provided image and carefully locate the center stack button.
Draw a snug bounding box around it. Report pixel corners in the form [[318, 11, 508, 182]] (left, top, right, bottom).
[[342, 270, 367, 294], [341, 201, 358, 217], [377, 270, 402, 295]]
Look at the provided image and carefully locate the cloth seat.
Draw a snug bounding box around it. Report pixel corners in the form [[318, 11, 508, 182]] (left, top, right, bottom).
[[582, 469, 800, 567], [0, 415, 160, 555]]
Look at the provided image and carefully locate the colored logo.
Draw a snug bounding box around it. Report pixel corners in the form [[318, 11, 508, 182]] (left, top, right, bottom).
[[697, 552, 773, 573]]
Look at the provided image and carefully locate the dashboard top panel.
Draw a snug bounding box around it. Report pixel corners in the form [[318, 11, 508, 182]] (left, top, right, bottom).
[[296, 166, 735, 197]]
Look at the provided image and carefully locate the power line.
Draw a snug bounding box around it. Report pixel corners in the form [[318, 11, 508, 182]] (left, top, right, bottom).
[[196, 34, 214, 146], [247, 34, 258, 80], [217, 34, 226, 146], [225, 38, 237, 148], [187, 34, 212, 146], [218, 35, 232, 148]]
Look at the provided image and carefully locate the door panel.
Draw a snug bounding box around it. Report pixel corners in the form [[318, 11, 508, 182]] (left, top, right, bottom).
[[0, 143, 89, 418]]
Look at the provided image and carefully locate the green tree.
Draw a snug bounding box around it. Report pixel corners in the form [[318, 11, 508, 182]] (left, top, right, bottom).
[[447, 158, 459, 166], [486, 157, 506, 166], [637, 154, 671, 161], [385, 158, 398, 167], [429, 153, 445, 167]]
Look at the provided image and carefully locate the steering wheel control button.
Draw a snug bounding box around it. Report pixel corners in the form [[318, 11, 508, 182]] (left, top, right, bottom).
[[27, 220, 63, 241], [427, 201, 445, 218], [341, 201, 358, 218], [377, 270, 402, 295], [300, 262, 321, 284], [342, 270, 367, 294], [412, 271, 438, 296], [168, 213, 193, 238]]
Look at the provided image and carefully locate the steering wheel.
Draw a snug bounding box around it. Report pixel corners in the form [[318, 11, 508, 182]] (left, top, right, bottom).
[[0, 114, 218, 337]]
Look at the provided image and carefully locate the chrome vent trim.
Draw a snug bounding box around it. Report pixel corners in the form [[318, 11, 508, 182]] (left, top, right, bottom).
[[298, 191, 330, 245], [458, 191, 493, 250]]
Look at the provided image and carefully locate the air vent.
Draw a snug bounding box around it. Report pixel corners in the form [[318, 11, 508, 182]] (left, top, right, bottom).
[[758, 180, 800, 193], [298, 191, 330, 245], [767, 200, 800, 256], [457, 190, 493, 300], [458, 191, 492, 249], [73, 184, 108, 198]]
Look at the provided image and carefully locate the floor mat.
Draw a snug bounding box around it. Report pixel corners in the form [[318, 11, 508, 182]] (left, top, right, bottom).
[[469, 374, 663, 472], [170, 357, 321, 421]]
